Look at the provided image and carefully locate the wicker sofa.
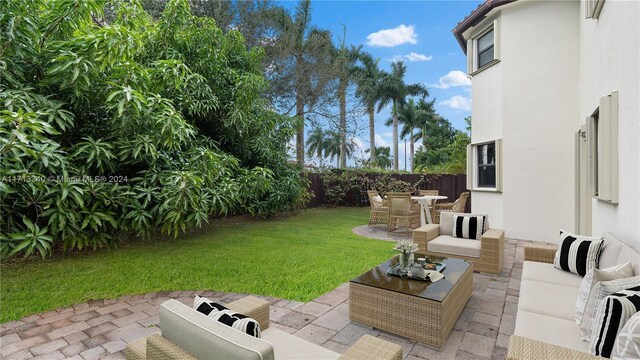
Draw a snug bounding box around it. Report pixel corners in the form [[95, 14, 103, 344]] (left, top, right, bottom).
[[125, 296, 402, 360], [507, 232, 640, 359], [412, 212, 504, 274]]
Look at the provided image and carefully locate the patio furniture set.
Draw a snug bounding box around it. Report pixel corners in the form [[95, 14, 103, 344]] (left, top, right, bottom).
[[367, 189, 470, 233], [124, 198, 511, 359]]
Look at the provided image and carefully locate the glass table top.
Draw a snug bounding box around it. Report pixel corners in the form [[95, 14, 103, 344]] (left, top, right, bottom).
[[350, 254, 472, 302]]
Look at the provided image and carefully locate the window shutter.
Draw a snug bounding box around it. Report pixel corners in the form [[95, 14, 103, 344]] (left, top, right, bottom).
[[467, 39, 474, 74], [587, 116, 597, 197], [599, 95, 611, 201], [495, 139, 503, 192], [609, 92, 619, 203], [466, 144, 473, 189], [493, 19, 500, 60]]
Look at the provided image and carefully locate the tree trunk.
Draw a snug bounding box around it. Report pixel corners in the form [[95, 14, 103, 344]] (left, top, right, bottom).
[[368, 106, 375, 163], [338, 79, 347, 169], [295, 54, 305, 167], [409, 127, 415, 172], [296, 97, 305, 167], [392, 102, 399, 171]]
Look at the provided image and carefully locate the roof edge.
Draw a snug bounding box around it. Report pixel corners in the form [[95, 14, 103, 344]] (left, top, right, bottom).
[[452, 0, 517, 54]]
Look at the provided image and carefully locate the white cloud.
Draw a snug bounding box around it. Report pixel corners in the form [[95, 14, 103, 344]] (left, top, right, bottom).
[[440, 95, 472, 111], [366, 25, 417, 48], [391, 52, 432, 63], [375, 134, 390, 147], [432, 70, 471, 89], [351, 137, 365, 149]]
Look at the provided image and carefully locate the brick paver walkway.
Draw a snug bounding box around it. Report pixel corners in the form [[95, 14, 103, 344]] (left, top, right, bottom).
[[0, 229, 525, 360]]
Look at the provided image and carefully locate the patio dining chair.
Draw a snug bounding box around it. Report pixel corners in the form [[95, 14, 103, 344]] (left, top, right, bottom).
[[418, 189, 439, 221], [433, 191, 470, 224], [387, 193, 420, 234], [367, 190, 388, 226]]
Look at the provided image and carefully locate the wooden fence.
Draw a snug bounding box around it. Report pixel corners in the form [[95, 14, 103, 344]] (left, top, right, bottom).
[[304, 173, 470, 212]]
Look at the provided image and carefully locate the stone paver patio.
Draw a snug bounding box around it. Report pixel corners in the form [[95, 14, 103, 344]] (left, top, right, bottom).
[[0, 228, 526, 360]]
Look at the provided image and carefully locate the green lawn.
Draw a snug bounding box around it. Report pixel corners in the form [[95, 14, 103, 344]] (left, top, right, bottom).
[[1, 207, 395, 323]]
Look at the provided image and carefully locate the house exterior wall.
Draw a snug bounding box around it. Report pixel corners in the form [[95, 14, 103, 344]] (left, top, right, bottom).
[[468, 0, 580, 242], [579, 0, 640, 248]]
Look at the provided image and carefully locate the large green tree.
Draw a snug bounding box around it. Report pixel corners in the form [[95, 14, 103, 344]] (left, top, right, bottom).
[[267, 0, 334, 166], [333, 28, 362, 169], [378, 61, 428, 171], [0, 0, 305, 259], [385, 98, 429, 172], [305, 126, 326, 168], [354, 51, 384, 163]]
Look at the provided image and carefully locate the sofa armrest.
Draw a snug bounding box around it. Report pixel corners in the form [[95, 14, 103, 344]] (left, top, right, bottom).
[[507, 335, 605, 360], [338, 334, 403, 360], [147, 334, 197, 360], [524, 244, 558, 264], [413, 224, 440, 253], [125, 336, 147, 360], [227, 295, 270, 330], [480, 228, 505, 271]]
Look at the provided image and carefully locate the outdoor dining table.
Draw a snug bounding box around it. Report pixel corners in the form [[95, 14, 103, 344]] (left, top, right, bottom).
[[411, 195, 448, 225]]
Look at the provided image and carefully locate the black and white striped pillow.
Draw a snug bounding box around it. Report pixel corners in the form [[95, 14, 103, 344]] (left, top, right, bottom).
[[452, 215, 487, 240], [590, 286, 640, 358], [193, 295, 261, 338], [553, 231, 604, 276]]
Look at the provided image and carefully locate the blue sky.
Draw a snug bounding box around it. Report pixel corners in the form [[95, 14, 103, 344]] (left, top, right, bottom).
[[277, 0, 482, 168]]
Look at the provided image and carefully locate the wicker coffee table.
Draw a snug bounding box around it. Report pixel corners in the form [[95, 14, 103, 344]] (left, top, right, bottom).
[[349, 255, 473, 349]]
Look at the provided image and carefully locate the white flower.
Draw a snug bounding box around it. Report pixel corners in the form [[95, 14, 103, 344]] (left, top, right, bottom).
[[394, 240, 418, 253]]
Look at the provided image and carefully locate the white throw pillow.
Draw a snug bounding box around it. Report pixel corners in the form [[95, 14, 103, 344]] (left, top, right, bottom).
[[451, 214, 487, 240], [612, 311, 640, 360], [373, 195, 383, 203], [575, 263, 633, 325], [582, 275, 640, 341], [553, 230, 604, 277], [589, 288, 640, 358]]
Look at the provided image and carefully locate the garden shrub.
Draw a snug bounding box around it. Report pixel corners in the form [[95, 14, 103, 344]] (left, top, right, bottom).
[[322, 171, 414, 207], [0, 0, 306, 259]]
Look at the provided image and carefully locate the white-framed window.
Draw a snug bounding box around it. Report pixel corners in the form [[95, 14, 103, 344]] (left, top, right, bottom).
[[585, 0, 605, 19], [467, 19, 501, 74], [587, 92, 618, 204], [467, 139, 502, 192]]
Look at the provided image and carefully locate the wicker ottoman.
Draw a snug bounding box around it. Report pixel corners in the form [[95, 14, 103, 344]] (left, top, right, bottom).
[[349, 256, 473, 349]]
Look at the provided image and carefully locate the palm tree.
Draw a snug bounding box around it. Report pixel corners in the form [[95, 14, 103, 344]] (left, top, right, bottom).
[[365, 146, 392, 169], [324, 130, 355, 168], [413, 98, 440, 149], [269, 0, 333, 166], [334, 26, 362, 169], [354, 52, 385, 163], [306, 127, 327, 168], [378, 61, 429, 171], [385, 98, 429, 172]]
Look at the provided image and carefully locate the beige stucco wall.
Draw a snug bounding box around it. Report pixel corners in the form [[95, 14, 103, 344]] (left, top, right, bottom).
[[469, 0, 581, 242], [579, 0, 640, 248]]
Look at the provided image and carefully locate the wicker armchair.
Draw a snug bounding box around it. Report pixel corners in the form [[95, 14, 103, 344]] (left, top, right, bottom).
[[387, 193, 420, 233], [433, 191, 469, 224], [418, 189, 439, 196], [367, 190, 388, 226]]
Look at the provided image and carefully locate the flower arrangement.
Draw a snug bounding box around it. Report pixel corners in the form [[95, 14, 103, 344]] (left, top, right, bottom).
[[394, 240, 418, 253], [394, 240, 418, 273]]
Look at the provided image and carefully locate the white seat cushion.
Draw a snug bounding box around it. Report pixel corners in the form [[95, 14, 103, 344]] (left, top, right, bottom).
[[159, 300, 274, 360], [521, 261, 583, 288], [428, 235, 481, 258], [261, 328, 339, 360], [514, 309, 589, 353], [518, 279, 580, 321]]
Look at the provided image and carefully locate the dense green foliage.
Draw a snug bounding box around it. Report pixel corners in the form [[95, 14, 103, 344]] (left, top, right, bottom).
[[0, 0, 307, 260], [0, 207, 394, 322], [323, 171, 413, 206], [414, 116, 471, 174]]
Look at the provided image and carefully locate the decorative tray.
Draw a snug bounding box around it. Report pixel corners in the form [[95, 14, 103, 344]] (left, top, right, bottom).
[[386, 261, 446, 281]]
